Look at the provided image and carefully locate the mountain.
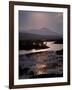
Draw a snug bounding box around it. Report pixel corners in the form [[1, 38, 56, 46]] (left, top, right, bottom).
[[29, 27, 58, 35], [23, 27, 62, 37], [19, 27, 62, 40]]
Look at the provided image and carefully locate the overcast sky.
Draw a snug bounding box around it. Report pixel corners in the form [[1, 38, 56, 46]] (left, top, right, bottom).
[[19, 10, 63, 35]]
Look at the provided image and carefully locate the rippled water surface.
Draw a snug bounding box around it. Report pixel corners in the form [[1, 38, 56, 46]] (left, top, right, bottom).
[[19, 42, 63, 79]]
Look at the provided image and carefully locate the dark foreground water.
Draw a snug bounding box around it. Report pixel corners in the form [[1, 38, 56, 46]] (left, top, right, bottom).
[[19, 50, 63, 79]]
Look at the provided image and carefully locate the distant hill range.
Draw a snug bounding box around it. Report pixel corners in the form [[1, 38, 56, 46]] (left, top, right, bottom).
[[19, 27, 62, 41]]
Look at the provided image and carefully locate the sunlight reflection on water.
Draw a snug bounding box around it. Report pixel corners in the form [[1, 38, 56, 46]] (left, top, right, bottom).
[[34, 64, 46, 75], [19, 41, 63, 79]]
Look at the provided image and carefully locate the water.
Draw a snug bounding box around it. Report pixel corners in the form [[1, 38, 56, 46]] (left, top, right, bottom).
[[19, 41, 63, 79], [19, 41, 63, 55]]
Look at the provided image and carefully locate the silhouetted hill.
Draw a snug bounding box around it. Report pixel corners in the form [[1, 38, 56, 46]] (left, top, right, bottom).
[[20, 27, 62, 40], [27, 27, 61, 36], [19, 32, 62, 41]]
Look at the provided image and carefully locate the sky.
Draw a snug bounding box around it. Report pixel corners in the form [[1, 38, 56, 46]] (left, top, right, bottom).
[[19, 10, 63, 36]]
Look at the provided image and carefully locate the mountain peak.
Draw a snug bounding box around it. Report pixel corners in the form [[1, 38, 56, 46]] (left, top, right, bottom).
[[20, 27, 62, 37], [41, 27, 49, 30]]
